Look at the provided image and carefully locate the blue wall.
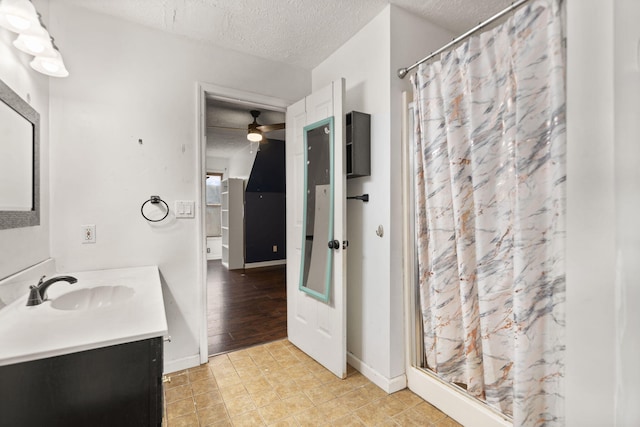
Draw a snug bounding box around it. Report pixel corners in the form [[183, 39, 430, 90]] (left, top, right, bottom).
[[245, 139, 286, 263]]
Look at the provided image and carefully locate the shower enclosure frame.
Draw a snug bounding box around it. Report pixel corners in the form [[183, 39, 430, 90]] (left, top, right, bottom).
[[401, 92, 512, 427]]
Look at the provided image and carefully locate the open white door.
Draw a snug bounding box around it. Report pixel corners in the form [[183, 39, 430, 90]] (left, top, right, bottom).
[[285, 79, 347, 379]]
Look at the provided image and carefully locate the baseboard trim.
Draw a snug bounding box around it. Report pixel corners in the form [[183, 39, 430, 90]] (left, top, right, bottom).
[[164, 354, 201, 374], [244, 260, 286, 269], [406, 366, 511, 427], [347, 352, 407, 393]]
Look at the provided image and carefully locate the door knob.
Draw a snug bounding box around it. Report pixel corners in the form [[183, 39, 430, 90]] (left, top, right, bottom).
[[328, 240, 340, 250]]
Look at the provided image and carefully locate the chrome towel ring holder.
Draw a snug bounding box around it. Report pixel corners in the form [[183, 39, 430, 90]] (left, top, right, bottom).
[[141, 195, 169, 222]]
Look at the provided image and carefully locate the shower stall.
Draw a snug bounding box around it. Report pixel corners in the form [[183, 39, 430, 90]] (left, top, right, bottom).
[[403, 98, 513, 427], [400, 1, 566, 426]]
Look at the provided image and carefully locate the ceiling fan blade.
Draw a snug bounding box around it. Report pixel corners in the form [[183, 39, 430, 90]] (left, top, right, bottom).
[[256, 123, 285, 132]]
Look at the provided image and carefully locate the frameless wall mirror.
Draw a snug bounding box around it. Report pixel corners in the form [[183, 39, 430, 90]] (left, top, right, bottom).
[[299, 116, 335, 303], [0, 78, 40, 230]]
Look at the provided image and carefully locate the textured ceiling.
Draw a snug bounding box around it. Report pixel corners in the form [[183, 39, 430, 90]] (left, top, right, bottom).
[[58, 0, 513, 70], [206, 98, 285, 159], [58, 0, 513, 158]]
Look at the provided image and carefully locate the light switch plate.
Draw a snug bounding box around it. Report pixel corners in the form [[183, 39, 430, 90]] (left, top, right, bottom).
[[175, 200, 195, 218], [82, 225, 96, 244]]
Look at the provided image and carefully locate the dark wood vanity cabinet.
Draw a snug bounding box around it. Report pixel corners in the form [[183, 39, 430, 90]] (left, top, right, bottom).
[[0, 337, 164, 427]]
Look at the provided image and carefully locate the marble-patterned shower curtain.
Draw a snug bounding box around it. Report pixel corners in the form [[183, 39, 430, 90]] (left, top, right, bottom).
[[411, 0, 565, 425]]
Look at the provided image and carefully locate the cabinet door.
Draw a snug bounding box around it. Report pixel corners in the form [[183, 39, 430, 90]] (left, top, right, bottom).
[[0, 338, 163, 427]]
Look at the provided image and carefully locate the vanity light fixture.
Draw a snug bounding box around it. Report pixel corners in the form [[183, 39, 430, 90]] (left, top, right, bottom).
[[0, 0, 68, 77], [30, 50, 69, 77], [0, 0, 40, 34], [13, 24, 56, 57]]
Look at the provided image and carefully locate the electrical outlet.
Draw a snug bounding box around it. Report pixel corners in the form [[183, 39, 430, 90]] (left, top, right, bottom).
[[272, 245, 278, 253], [82, 225, 96, 244]]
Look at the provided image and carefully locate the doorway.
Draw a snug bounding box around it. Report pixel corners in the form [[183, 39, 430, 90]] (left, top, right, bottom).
[[197, 83, 290, 358], [206, 261, 286, 354]]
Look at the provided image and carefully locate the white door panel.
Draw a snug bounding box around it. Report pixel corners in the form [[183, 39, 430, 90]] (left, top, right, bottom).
[[286, 79, 347, 379]]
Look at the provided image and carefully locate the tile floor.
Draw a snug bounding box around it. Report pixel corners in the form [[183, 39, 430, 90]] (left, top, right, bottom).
[[164, 339, 461, 426]]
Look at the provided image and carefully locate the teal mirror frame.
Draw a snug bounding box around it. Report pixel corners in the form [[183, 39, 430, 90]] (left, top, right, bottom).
[[298, 116, 335, 303]]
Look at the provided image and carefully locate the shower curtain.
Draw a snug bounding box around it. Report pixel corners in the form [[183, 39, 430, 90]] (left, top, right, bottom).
[[411, 0, 565, 425]]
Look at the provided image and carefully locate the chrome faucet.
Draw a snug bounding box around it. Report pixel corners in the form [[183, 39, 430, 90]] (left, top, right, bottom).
[[26, 275, 78, 306]]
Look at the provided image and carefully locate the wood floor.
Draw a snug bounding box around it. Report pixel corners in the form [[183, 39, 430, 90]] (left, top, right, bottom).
[[207, 260, 287, 356]]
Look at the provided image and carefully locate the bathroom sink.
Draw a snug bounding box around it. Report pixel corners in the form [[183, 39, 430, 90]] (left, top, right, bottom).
[[50, 286, 135, 311]]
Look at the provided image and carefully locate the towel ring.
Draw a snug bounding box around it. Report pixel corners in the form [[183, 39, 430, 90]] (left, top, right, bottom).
[[141, 195, 169, 222]]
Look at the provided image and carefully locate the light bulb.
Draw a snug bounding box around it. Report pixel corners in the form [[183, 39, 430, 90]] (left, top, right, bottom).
[[0, 0, 41, 35], [23, 37, 44, 53], [13, 23, 57, 57], [41, 59, 59, 73], [5, 14, 30, 30], [30, 50, 69, 77], [247, 131, 262, 142]]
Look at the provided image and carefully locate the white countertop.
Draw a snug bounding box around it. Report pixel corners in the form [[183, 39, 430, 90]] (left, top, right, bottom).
[[0, 266, 168, 367]]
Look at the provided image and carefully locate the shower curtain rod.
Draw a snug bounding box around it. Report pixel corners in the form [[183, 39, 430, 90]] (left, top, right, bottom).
[[397, 0, 531, 79]]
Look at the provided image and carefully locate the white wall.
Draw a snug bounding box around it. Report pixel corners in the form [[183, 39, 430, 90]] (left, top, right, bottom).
[[206, 155, 229, 179], [312, 5, 452, 387], [566, 1, 617, 425], [613, 1, 640, 425], [47, 2, 310, 370], [227, 144, 258, 180], [0, 0, 51, 281], [389, 6, 454, 378], [313, 6, 392, 385], [566, 2, 640, 425]]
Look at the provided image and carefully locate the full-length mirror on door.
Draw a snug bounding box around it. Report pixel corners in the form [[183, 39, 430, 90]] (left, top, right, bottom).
[[299, 116, 335, 302]]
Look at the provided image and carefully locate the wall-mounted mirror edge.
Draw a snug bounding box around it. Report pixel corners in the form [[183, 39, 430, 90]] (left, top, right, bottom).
[[298, 116, 335, 303], [0, 78, 40, 230]]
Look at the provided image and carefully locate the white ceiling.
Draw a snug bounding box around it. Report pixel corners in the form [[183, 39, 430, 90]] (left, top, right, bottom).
[[58, 0, 513, 159], [58, 0, 513, 70]]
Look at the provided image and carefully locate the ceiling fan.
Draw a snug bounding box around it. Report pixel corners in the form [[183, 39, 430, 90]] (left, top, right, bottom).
[[207, 110, 285, 143], [247, 110, 285, 142]]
